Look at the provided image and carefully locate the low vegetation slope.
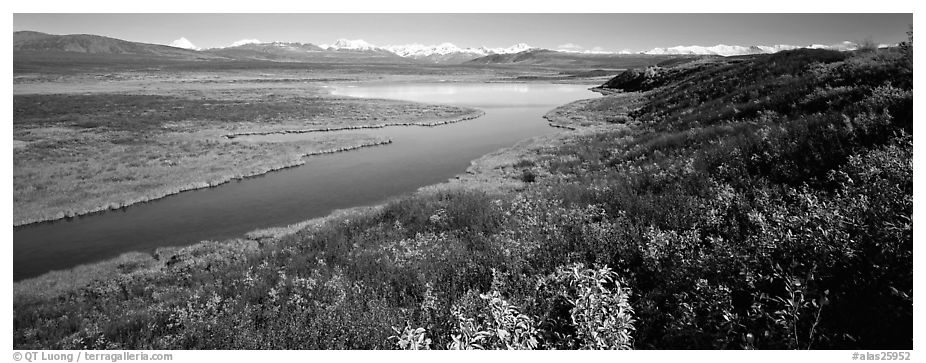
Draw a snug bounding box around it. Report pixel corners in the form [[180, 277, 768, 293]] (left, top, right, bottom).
[[13, 46, 912, 349], [13, 31, 216, 59], [205, 43, 415, 64], [465, 49, 696, 69]]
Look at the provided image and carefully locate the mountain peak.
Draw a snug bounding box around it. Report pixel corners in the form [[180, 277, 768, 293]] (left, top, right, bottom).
[[491, 43, 535, 54], [327, 39, 378, 50], [384, 42, 472, 57], [169, 37, 200, 50]]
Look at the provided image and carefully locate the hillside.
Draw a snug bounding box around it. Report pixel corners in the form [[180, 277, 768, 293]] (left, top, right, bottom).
[[13, 46, 912, 350], [204, 42, 325, 61], [466, 49, 698, 69], [203, 42, 414, 64], [13, 31, 216, 59], [400, 51, 486, 64]]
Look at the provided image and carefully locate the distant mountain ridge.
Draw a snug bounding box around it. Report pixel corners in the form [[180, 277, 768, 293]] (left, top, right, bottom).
[[13, 32, 414, 64], [205, 42, 329, 62], [15, 31, 880, 67], [316, 39, 536, 64], [222, 37, 870, 59], [641, 41, 874, 56], [14, 32, 544, 65], [381, 42, 535, 63], [643, 44, 803, 56], [463, 49, 699, 69]]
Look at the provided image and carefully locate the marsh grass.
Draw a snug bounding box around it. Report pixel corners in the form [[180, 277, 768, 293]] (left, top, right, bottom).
[[13, 90, 480, 225]]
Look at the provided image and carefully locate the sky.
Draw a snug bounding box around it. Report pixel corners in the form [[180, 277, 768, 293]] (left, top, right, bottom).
[[12, 13, 914, 52]]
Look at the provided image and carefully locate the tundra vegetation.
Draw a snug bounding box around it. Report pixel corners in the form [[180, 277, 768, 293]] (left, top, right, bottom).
[[13, 45, 912, 349]]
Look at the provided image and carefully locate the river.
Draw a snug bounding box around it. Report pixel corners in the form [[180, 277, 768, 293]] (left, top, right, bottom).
[[13, 82, 599, 281]]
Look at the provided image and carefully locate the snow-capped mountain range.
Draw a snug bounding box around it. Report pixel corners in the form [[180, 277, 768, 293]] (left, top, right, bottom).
[[641, 41, 870, 56], [320, 39, 380, 51], [382, 42, 535, 58], [643, 44, 803, 57], [319, 39, 537, 61], [174, 37, 537, 56], [168, 37, 877, 63]]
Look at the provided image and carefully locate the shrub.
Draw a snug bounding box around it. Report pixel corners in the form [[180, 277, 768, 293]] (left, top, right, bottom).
[[537, 263, 635, 349], [447, 291, 540, 350], [390, 323, 432, 350], [520, 169, 537, 183]]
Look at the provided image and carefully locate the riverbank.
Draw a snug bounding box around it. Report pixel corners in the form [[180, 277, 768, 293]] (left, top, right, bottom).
[[224, 110, 485, 138], [14, 86, 483, 226], [543, 90, 642, 129], [15, 136, 395, 226]]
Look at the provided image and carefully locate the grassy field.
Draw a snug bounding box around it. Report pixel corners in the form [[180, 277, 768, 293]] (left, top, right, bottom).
[[13, 77, 482, 226], [14, 46, 912, 350]]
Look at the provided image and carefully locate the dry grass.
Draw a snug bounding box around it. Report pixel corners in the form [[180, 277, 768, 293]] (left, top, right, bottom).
[[543, 91, 643, 129]]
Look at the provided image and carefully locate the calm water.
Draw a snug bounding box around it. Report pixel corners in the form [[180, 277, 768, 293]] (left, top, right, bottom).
[[13, 82, 599, 281]]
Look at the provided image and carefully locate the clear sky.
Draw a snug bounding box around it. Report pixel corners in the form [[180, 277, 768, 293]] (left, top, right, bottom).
[[12, 13, 913, 52]]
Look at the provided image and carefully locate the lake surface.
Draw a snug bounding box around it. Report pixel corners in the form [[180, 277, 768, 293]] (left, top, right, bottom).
[[13, 82, 599, 281]]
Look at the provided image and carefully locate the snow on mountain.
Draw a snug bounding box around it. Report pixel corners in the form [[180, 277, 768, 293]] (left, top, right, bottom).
[[260, 41, 321, 49], [643, 44, 772, 56], [322, 39, 379, 51], [556, 43, 633, 55], [753, 44, 802, 53], [230, 39, 262, 47], [807, 41, 859, 52], [215, 37, 539, 59], [315, 40, 540, 63], [556, 43, 583, 52], [384, 42, 485, 57], [487, 43, 536, 54], [355, 41, 537, 57], [169, 37, 199, 50], [221, 41, 324, 52], [168, 36, 880, 60], [643, 42, 862, 56], [557, 46, 620, 55]]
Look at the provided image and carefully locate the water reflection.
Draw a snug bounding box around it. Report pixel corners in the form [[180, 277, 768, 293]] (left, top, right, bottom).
[[332, 83, 585, 107]]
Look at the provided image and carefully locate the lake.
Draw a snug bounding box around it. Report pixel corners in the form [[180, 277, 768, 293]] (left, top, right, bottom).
[[13, 82, 599, 281]]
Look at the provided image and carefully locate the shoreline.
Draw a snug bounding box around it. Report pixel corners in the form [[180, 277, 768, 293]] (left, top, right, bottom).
[[14, 102, 485, 227], [224, 110, 485, 138], [14, 139, 394, 228]]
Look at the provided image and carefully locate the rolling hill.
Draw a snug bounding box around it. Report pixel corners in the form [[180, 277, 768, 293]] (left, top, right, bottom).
[[202, 42, 414, 63], [204, 42, 325, 61], [14, 31, 217, 59], [465, 49, 699, 69]]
